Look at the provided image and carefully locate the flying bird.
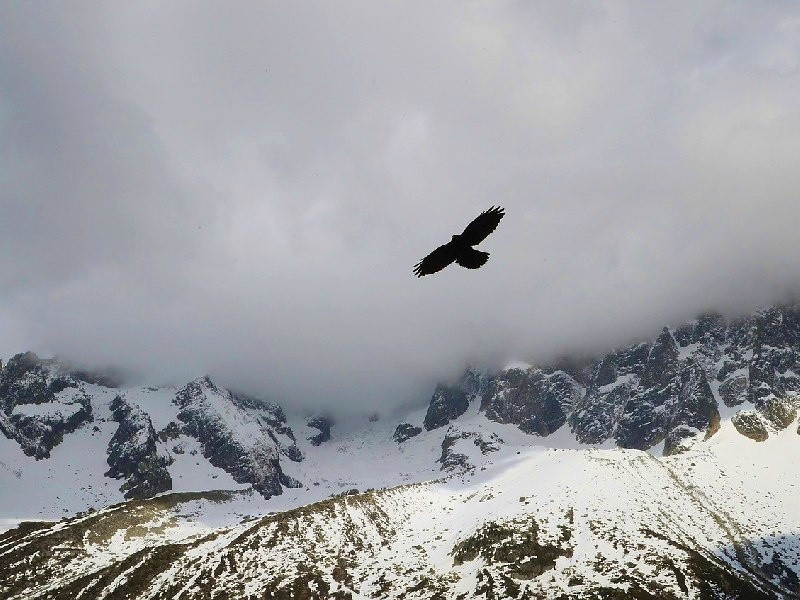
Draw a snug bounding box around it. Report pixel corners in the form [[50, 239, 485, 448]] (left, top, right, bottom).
[[413, 206, 505, 277]]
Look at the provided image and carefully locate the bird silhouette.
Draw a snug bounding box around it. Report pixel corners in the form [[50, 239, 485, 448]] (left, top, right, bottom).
[[413, 206, 505, 277]]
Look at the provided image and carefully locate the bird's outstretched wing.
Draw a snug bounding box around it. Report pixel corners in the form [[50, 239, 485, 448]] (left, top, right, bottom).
[[460, 206, 505, 246], [455, 247, 489, 269], [413, 241, 458, 277]]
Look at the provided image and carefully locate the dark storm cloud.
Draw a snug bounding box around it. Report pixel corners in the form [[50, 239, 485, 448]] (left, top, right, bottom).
[[2, 2, 800, 413]]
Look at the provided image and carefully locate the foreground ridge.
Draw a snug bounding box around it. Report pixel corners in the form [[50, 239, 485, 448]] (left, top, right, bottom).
[[1, 435, 798, 598]]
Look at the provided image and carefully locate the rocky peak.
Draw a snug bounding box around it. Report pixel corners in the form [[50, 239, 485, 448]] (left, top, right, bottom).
[[422, 300, 800, 454], [393, 422, 422, 443], [105, 395, 172, 499], [423, 383, 470, 431], [0, 352, 76, 411], [482, 368, 580, 436], [641, 328, 680, 388], [173, 377, 301, 498], [422, 368, 485, 431], [662, 362, 720, 455], [0, 352, 91, 459], [175, 375, 218, 407], [594, 356, 617, 387], [674, 312, 725, 347]]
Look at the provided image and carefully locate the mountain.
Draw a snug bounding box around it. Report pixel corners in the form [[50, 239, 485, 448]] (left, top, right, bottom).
[[1, 303, 799, 598]]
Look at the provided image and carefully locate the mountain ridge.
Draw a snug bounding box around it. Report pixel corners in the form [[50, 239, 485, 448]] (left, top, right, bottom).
[[1, 301, 800, 598]]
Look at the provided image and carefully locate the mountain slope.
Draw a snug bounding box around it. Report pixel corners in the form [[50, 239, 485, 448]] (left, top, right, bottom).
[[2, 302, 800, 597], [1, 420, 798, 599]]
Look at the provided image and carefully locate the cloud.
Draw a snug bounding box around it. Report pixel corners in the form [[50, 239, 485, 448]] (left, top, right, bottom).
[[2, 2, 800, 414]]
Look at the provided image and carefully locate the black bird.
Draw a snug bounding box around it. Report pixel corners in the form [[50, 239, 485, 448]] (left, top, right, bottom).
[[413, 206, 505, 277]]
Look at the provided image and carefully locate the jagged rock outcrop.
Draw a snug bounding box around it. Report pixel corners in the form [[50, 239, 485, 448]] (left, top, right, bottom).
[[174, 376, 302, 498], [732, 411, 769, 442], [423, 383, 469, 431], [616, 352, 720, 454], [719, 374, 748, 407], [664, 363, 720, 455], [438, 425, 502, 472], [570, 351, 636, 444], [393, 422, 422, 443], [594, 355, 617, 387], [307, 415, 333, 446], [0, 352, 92, 459], [424, 303, 800, 454], [641, 327, 680, 388], [482, 368, 581, 436], [105, 396, 172, 499], [423, 369, 484, 431], [761, 397, 798, 430]]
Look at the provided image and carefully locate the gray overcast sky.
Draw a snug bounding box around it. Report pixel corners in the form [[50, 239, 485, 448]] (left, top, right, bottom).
[[2, 2, 800, 412]]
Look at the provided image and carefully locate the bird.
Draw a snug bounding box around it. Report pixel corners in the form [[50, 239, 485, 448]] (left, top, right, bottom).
[[413, 206, 505, 277]]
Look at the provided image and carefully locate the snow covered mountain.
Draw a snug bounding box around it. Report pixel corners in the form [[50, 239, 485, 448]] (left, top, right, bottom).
[[1, 303, 800, 598]]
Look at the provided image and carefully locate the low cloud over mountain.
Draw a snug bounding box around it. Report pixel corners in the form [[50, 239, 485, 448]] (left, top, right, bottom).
[[2, 3, 800, 411]]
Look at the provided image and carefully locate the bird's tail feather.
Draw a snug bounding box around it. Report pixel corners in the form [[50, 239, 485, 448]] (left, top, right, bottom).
[[456, 247, 489, 269]]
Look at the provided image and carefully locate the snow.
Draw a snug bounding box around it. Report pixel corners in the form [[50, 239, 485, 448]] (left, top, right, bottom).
[[7, 375, 790, 527], [11, 399, 82, 420], [15, 417, 796, 597], [2, 371, 799, 599], [121, 386, 179, 431], [597, 372, 635, 393], [167, 436, 248, 493]]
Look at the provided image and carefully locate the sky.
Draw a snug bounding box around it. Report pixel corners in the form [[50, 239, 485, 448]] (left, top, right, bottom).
[[2, 2, 800, 413]]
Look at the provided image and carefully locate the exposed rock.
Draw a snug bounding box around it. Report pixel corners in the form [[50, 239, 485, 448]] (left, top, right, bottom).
[[174, 376, 301, 498], [438, 428, 472, 473], [594, 356, 617, 387], [571, 361, 631, 444], [615, 360, 720, 454], [307, 415, 333, 446], [641, 328, 680, 389], [157, 421, 181, 442], [105, 396, 172, 500], [423, 381, 470, 431], [719, 374, 748, 407], [438, 426, 502, 472], [748, 305, 800, 406], [0, 352, 92, 459], [482, 368, 580, 436], [663, 426, 700, 456], [674, 312, 726, 347], [414, 302, 800, 451], [1, 352, 73, 411], [393, 422, 422, 443], [615, 384, 673, 450], [732, 411, 769, 442], [761, 397, 797, 430], [668, 362, 720, 453], [451, 516, 573, 579]]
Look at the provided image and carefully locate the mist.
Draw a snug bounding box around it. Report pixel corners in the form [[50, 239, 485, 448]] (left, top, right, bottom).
[[2, 2, 800, 413]]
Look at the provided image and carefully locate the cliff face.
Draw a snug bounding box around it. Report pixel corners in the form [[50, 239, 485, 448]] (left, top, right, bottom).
[[0, 352, 92, 460], [105, 395, 172, 500], [0, 364, 304, 504], [174, 376, 302, 498], [1, 303, 800, 599], [422, 304, 800, 455]]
